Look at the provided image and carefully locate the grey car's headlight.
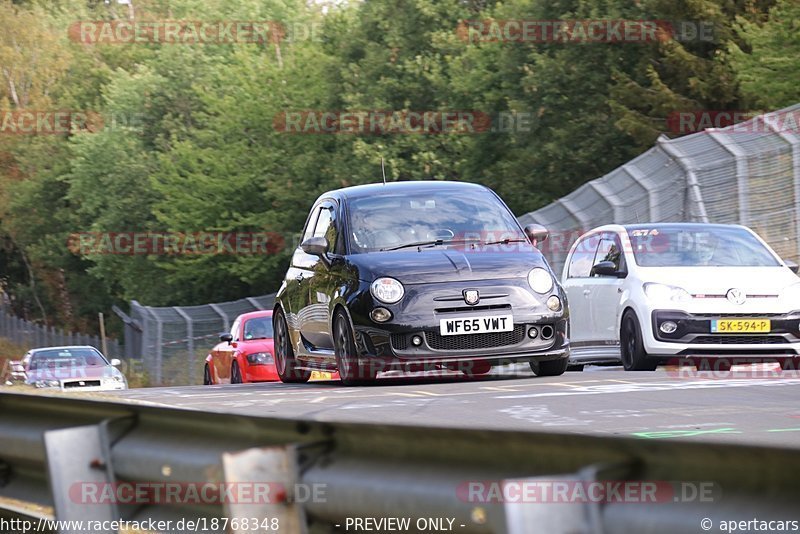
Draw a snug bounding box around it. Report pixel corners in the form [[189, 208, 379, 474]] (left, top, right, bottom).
[[371, 277, 405, 304], [528, 268, 554, 294], [644, 282, 691, 302]]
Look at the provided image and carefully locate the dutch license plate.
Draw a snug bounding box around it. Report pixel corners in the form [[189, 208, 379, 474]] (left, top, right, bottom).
[[440, 314, 514, 336], [710, 319, 771, 333], [309, 371, 333, 381]]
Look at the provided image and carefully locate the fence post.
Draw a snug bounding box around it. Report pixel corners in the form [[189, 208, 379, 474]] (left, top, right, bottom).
[[765, 117, 800, 262], [656, 136, 710, 223], [174, 307, 195, 384]]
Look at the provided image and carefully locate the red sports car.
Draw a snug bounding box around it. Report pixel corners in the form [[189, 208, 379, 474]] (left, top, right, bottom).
[[204, 310, 279, 384]]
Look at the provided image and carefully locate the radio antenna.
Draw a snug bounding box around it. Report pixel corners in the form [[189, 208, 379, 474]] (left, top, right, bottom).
[[381, 157, 387, 185]]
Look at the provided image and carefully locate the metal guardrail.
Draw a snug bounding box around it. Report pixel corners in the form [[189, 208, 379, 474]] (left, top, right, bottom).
[[0, 390, 798, 534]]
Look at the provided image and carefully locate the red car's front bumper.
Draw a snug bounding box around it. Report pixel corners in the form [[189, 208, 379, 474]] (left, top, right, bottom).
[[243, 364, 280, 382]]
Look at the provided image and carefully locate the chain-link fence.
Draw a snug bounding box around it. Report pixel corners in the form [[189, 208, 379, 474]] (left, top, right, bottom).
[[123, 294, 275, 385], [121, 105, 800, 386], [520, 103, 800, 276], [0, 304, 121, 357]]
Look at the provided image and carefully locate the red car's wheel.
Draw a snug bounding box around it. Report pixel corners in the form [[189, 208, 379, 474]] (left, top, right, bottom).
[[203, 364, 213, 385], [231, 361, 244, 384], [273, 310, 311, 383]]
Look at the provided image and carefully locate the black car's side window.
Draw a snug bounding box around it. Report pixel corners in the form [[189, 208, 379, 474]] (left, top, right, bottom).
[[312, 202, 340, 253], [567, 234, 600, 278], [300, 204, 323, 246]]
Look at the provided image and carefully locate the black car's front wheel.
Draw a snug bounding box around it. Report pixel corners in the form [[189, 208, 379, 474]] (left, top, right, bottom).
[[274, 310, 311, 383], [620, 311, 658, 371], [530, 357, 568, 377], [334, 309, 378, 386]]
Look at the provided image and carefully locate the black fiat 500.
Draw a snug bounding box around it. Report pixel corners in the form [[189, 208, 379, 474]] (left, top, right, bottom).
[[273, 181, 569, 385]]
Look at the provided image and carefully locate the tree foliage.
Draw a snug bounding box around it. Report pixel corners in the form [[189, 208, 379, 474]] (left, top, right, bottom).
[[0, 0, 793, 334]]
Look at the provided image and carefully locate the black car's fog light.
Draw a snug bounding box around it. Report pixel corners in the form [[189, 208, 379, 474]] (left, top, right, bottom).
[[528, 327, 539, 339], [546, 295, 562, 311], [411, 335, 423, 346], [659, 321, 678, 334], [370, 307, 392, 323]]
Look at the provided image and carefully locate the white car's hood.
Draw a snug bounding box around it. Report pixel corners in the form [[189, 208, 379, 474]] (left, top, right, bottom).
[[637, 266, 799, 295]]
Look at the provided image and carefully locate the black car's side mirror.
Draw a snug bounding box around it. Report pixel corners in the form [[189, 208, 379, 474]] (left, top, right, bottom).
[[219, 333, 233, 344], [524, 224, 548, 247], [301, 236, 330, 259], [592, 260, 626, 278], [785, 260, 799, 274]]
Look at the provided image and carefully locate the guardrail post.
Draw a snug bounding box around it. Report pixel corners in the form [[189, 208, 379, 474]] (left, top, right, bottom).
[[222, 446, 307, 534], [44, 423, 119, 533]]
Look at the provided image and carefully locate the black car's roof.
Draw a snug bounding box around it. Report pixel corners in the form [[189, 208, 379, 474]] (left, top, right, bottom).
[[320, 180, 491, 201]]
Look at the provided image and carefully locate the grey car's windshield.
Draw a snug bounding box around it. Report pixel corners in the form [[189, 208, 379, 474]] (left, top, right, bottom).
[[28, 348, 107, 370], [346, 190, 524, 253], [627, 227, 780, 267]]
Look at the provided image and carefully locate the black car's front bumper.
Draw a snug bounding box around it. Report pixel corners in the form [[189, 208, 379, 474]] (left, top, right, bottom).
[[347, 279, 570, 369]]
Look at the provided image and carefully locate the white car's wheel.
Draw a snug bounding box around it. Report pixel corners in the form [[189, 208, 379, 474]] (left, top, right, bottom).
[[620, 311, 657, 371]]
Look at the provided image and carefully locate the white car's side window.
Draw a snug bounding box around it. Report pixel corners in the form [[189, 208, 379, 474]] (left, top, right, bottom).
[[568, 234, 601, 278]]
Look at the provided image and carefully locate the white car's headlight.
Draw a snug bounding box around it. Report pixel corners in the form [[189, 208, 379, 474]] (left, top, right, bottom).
[[35, 380, 60, 388], [528, 268, 554, 294], [370, 277, 405, 304], [644, 283, 691, 302]]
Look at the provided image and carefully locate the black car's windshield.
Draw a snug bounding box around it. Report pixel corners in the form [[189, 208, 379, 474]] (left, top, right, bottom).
[[28, 348, 107, 370], [347, 190, 524, 253], [243, 317, 274, 340], [627, 226, 780, 267]]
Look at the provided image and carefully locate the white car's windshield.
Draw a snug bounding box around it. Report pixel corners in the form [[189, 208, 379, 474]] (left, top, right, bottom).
[[28, 348, 107, 370], [627, 226, 780, 267]]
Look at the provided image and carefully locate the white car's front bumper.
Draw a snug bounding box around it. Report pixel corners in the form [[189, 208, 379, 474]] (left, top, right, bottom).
[[640, 304, 800, 357]]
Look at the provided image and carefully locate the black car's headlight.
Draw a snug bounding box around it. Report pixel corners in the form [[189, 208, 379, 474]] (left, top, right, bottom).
[[247, 352, 274, 365], [528, 268, 554, 294], [370, 277, 405, 304]]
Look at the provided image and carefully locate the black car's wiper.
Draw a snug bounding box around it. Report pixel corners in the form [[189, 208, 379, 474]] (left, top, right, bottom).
[[479, 238, 529, 246], [380, 238, 482, 252]]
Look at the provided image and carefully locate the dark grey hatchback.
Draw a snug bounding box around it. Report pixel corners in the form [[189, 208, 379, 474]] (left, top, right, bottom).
[[273, 181, 570, 385]]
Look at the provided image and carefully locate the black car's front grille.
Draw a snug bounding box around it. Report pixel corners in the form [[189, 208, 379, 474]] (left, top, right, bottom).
[[64, 380, 101, 388], [692, 335, 786, 345], [425, 325, 526, 351], [390, 333, 408, 351], [434, 304, 512, 314]]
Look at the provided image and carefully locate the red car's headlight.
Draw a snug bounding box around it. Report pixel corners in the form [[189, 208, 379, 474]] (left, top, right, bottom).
[[246, 352, 274, 365]]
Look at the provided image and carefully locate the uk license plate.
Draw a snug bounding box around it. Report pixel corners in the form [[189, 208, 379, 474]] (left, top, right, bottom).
[[710, 319, 771, 333], [440, 314, 513, 336]]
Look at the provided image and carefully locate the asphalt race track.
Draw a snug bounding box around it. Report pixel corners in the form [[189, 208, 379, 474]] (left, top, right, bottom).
[[104, 364, 800, 448]]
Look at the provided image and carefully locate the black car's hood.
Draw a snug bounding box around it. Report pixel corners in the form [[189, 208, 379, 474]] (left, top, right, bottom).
[[347, 245, 551, 284]]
